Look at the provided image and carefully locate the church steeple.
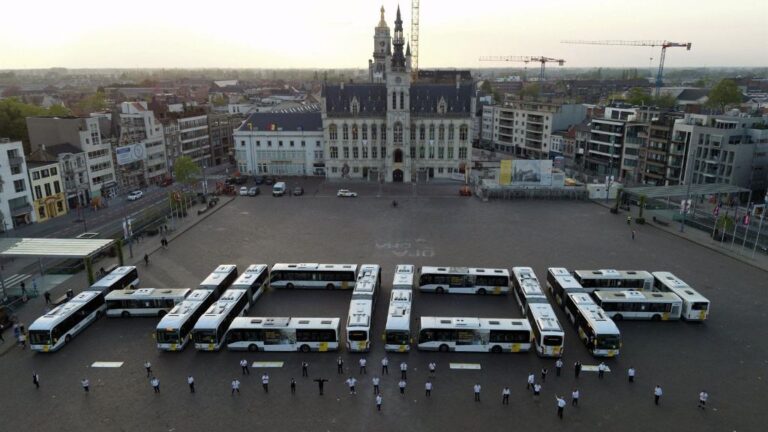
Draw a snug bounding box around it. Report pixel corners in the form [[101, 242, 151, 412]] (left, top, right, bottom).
[[391, 5, 406, 70], [378, 5, 387, 28]]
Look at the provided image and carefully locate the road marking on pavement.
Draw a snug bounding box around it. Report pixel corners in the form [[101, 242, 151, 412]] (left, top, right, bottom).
[[91, 362, 124, 368], [450, 363, 481, 370], [252, 361, 284, 368], [581, 365, 612, 373]]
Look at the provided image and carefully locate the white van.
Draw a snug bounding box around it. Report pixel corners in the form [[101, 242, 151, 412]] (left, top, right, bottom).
[[272, 182, 286, 197]]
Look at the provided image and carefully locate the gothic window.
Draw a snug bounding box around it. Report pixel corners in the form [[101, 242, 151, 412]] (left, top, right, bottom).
[[362, 147, 368, 158], [330, 147, 338, 158], [419, 146, 425, 158], [437, 99, 447, 115], [419, 125, 425, 140], [329, 124, 338, 140], [394, 149, 403, 163], [381, 124, 387, 140], [429, 146, 435, 159], [438, 125, 445, 141], [351, 99, 359, 115], [372, 146, 378, 158], [362, 124, 368, 140], [410, 124, 416, 140], [352, 124, 359, 140], [342, 124, 349, 140], [371, 124, 377, 140], [429, 125, 435, 141], [392, 92, 397, 110], [410, 147, 416, 158], [353, 147, 359, 158], [460, 125, 468, 141], [394, 122, 403, 143], [459, 147, 468, 159], [400, 92, 404, 110], [381, 147, 386, 158], [438, 147, 445, 159], [343, 147, 349, 158], [448, 124, 455, 140], [448, 147, 454, 159]]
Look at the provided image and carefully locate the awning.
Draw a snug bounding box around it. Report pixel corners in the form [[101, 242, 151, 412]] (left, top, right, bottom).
[[623, 184, 750, 199], [0, 238, 115, 258]]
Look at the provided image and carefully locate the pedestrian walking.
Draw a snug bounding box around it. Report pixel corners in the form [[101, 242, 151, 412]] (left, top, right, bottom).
[[598, 362, 607, 379], [18, 332, 26, 349], [21, 282, 26, 298], [32, 372, 40, 389], [425, 380, 432, 397], [81, 378, 90, 393], [240, 359, 250, 375], [502, 387, 510, 405], [527, 373, 535, 390], [372, 376, 380, 395], [541, 367, 548, 383], [571, 389, 579, 406], [0, 325, 4, 343], [627, 215, 632, 225], [533, 383, 542, 399], [44, 291, 51, 305], [556, 395, 566, 419], [400, 361, 408, 380], [314, 378, 328, 395], [376, 394, 383, 411], [628, 367, 636, 383], [262, 373, 269, 393], [381, 356, 389, 375], [231, 379, 240, 395], [151, 377, 160, 393], [399, 379, 406, 395], [346, 376, 357, 395], [144, 253, 149, 266], [698, 390, 708, 409], [13, 323, 19, 339], [474, 383, 481, 402], [555, 358, 563, 377], [359, 357, 367, 374], [302, 361, 309, 377], [574, 361, 582, 378], [187, 375, 195, 393], [144, 361, 152, 378], [428, 362, 436, 376], [654, 385, 663, 405], [290, 378, 296, 394], [337, 357, 344, 374], [632, 229, 636, 240]]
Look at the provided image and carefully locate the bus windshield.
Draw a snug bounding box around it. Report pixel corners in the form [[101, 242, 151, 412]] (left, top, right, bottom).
[[348, 330, 367, 341], [29, 331, 52, 345], [193, 330, 217, 344], [543, 335, 563, 346], [691, 302, 708, 310], [156, 330, 180, 344], [595, 335, 621, 350], [386, 331, 409, 345]]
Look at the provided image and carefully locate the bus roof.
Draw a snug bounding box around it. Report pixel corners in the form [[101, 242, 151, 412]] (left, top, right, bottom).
[[513, 267, 546, 297], [200, 264, 238, 287], [393, 264, 415, 287], [566, 292, 596, 306], [271, 263, 358, 272], [29, 291, 101, 331], [232, 264, 268, 288], [527, 303, 564, 333], [156, 290, 213, 329], [566, 293, 619, 334], [547, 268, 583, 290], [652, 272, 709, 303], [229, 316, 340, 329], [593, 290, 682, 303], [419, 317, 531, 330], [574, 269, 653, 280], [420, 267, 510, 277], [105, 288, 190, 300], [89, 266, 137, 289], [390, 289, 412, 304], [194, 289, 247, 329], [354, 264, 380, 295], [385, 304, 411, 331], [347, 298, 373, 327]]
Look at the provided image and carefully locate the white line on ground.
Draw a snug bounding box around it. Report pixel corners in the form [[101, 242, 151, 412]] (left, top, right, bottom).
[[449, 363, 482, 370], [91, 362, 124, 368], [582, 365, 612, 372], [251, 361, 284, 368]]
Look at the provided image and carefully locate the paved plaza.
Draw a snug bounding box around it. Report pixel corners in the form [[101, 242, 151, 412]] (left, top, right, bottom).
[[1, 191, 765, 432]]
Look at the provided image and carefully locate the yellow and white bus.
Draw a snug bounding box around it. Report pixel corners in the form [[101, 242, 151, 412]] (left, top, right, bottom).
[[546, 267, 587, 308], [418, 266, 510, 295], [88, 266, 139, 295], [346, 264, 381, 352], [512, 267, 548, 315], [199, 264, 239, 297], [29, 291, 106, 353], [563, 292, 621, 357], [192, 289, 250, 351], [417, 317, 532, 353], [592, 290, 683, 321], [155, 289, 217, 351], [231, 264, 270, 304], [525, 302, 565, 357], [384, 265, 415, 352], [105, 288, 191, 318], [652, 272, 710, 321], [573, 269, 653, 292], [225, 317, 341, 352], [270, 263, 358, 290]]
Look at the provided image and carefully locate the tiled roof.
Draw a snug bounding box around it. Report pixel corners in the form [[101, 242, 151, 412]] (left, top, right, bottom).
[[237, 112, 323, 132], [324, 84, 387, 116], [323, 83, 473, 117], [410, 83, 474, 116]]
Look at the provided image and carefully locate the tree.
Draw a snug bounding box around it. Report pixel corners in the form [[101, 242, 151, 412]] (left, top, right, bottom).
[[0, 98, 58, 149], [707, 79, 742, 111], [480, 80, 494, 95], [211, 95, 227, 107], [626, 87, 650, 105], [75, 91, 107, 115], [173, 156, 201, 187], [519, 83, 540, 99]]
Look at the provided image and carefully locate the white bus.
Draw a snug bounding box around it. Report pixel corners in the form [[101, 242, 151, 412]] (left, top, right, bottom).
[[199, 264, 239, 297], [87, 266, 139, 295], [592, 290, 683, 321], [525, 302, 565, 358], [418, 266, 510, 295], [225, 317, 341, 352], [512, 267, 548, 315], [546, 267, 587, 308], [563, 292, 621, 357], [573, 269, 653, 292], [384, 288, 413, 352], [270, 263, 358, 290], [231, 264, 269, 305], [652, 272, 710, 321], [417, 317, 532, 353], [192, 289, 250, 351], [29, 291, 106, 352], [392, 264, 415, 290], [346, 264, 381, 352], [105, 288, 191, 318], [155, 290, 217, 351]]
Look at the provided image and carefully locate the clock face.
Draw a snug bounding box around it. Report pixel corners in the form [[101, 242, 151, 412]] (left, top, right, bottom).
[[379, 41, 385, 47], [395, 77, 402, 84]]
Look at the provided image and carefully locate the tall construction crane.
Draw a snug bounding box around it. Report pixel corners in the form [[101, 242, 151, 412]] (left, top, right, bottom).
[[411, 0, 420, 75], [478, 56, 566, 81], [561, 40, 692, 96]]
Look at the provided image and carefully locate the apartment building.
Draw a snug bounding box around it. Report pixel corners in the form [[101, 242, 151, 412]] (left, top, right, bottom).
[[27, 160, 67, 222], [178, 114, 211, 167], [585, 104, 636, 178], [209, 113, 241, 166], [117, 102, 168, 188], [0, 139, 36, 231]]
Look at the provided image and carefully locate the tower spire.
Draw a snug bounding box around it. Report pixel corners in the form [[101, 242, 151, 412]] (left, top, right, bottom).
[[391, 5, 406, 70], [378, 5, 387, 27]]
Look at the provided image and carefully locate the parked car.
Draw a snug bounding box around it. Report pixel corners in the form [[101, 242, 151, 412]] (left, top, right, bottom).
[[264, 177, 276, 185], [248, 187, 260, 196], [127, 190, 143, 201], [272, 182, 287, 197], [337, 189, 358, 198], [253, 176, 264, 185], [239, 186, 249, 196], [293, 186, 304, 196]]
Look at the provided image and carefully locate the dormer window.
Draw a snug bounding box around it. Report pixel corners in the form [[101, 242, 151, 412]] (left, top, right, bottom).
[[350, 98, 359, 115], [437, 98, 447, 115]]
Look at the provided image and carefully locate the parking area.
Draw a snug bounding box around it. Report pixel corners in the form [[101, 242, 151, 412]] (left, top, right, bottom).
[[1, 194, 765, 432]]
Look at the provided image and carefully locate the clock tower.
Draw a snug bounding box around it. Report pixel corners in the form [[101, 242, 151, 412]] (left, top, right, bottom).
[[384, 5, 412, 182], [369, 6, 391, 84]]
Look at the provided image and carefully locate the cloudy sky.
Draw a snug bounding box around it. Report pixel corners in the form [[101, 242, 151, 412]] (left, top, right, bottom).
[[1, 0, 766, 69]]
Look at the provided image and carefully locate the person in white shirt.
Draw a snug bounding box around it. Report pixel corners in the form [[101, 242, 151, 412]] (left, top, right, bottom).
[[400, 362, 408, 380], [81, 378, 90, 393], [425, 380, 432, 397], [527, 373, 535, 390], [428, 362, 436, 376], [556, 396, 566, 419], [473, 383, 482, 402], [399, 379, 407, 394], [654, 385, 663, 405], [144, 361, 152, 377], [240, 359, 250, 375], [555, 359, 563, 376], [502, 387, 510, 405], [376, 394, 383, 411], [628, 367, 636, 383], [571, 388, 579, 406], [151, 377, 160, 393], [231, 379, 240, 395], [533, 383, 542, 399], [698, 390, 708, 409], [372, 376, 380, 395], [346, 377, 357, 394], [598, 362, 607, 379], [187, 375, 195, 393], [262, 373, 269, 393], [359, 357, 367, 374], [381, 357, 389, 375]]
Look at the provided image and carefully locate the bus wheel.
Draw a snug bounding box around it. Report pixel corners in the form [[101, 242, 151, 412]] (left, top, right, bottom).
[[436, 287, 445, 294], [439, 344, 449, 352], [286, 283, 295, 290], [121, 311, 130, 318], [613, 314, 623, 321], [300, 344, 311, 353], [325, 283, 335, 290], [248, 344, 258, 352], [491, 345, 502, 353], [157, 310, 167, 317], [651, 314, 661, 321], [65, 335, 72, 344], [477, 288, 487, 295]]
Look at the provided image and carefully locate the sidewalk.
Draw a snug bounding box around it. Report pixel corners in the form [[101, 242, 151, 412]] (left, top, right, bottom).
[[0, 195, 235, 356]]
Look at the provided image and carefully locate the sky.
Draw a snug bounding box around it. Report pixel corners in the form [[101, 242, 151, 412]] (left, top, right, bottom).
[[1, 0, 766, 69]]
